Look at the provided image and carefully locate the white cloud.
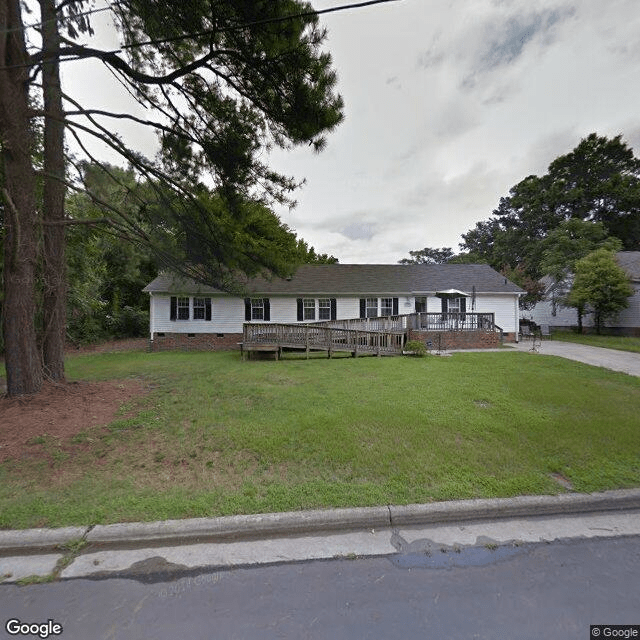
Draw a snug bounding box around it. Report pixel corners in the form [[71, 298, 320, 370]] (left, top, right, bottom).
[[63, 0, 640, 264]]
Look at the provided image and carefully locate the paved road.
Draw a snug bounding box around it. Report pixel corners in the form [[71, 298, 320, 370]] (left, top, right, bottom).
[[2, 534, 639, 640], [509, 340, 640, 377]]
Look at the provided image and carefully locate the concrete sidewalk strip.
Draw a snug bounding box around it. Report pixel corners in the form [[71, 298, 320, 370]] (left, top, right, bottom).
[[61, 509, 640, 580], [0, 554, 62, 583], [61, 529, 395, 579], [394, 511, 640, 552], [2, 489, 640, 556]]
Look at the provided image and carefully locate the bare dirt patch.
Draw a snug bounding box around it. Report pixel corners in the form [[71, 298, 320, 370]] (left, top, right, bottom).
[[0, 379, 147, 463]]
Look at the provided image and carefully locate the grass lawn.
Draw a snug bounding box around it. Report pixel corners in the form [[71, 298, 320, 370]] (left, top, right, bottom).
[[551, 331, 640, 353], [1, 349, 639, 529]]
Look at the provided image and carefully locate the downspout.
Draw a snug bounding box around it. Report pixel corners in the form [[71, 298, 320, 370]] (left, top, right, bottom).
[[149, 292, 155, 351]]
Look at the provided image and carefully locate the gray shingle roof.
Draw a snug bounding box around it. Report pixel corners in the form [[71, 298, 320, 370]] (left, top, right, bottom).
[[144, 264, 524, 295], [616, 251, 640, 281], [143, 273, 222, 295]]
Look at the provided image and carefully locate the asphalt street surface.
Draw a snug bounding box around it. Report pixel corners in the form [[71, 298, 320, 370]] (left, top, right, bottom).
[[2, 534, 639, 640]]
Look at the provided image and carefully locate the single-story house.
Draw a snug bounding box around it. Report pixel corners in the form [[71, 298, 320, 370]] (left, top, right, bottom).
[[523, 251, 640, 336], [143, 263, 524, 352]]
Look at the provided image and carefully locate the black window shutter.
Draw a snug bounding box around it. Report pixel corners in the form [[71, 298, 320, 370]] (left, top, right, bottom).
[[392, 298, 399, 315], [264, 298, 270, 321], [460, 298, 466, 314], [359, 298, 366, 319], [205, 298, 212, 321], [330, 298, 337, 321], [441, 298, 447, 313], [244, 298, 251, 321], [297, 298, 303, 321], [170, 296, 177, 321]]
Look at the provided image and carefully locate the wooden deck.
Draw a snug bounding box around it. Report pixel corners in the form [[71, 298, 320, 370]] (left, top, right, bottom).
[[241, 312, 498, 359], [242, 323, 405, 359]]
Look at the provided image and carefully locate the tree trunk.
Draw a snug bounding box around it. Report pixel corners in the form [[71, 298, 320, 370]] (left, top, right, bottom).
[[40, 0, 66, 381], [576, 307, 583, 334], [0, 0, 43, 395]]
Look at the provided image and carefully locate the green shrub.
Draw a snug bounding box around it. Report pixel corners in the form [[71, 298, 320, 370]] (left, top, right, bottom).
[[108, 306, 149, 337], [404, 340, 427, 356]]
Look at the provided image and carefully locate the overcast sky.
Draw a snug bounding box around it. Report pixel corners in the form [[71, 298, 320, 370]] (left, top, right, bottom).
[[62, 0, 640, 264]]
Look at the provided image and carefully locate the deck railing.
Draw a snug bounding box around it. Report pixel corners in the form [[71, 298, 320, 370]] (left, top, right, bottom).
[[411, 312, 496, 332], [313, 312, 495, 332], [317, 315, 408, 332], [243, 322, 404, 355]]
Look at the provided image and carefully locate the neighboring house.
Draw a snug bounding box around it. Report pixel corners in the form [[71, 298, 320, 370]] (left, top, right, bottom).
[[524, 251, 640, 335], [144, 263, 523, 352]]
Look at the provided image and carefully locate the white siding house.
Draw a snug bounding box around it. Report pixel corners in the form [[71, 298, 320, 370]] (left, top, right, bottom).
[[144, 263, 524, 350], [150, 294, 246, 335]]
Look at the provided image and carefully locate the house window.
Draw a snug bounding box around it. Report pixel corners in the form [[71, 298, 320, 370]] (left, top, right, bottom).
[[177, 297, 190, 320], [193, 297, 206, 320], [360, 297, 398, 319], [318, 298, 331, 320], [380, 297, 393, 317], [303, 298, 316, 321], [447, 298, 461, 313], [251, 298, 265, 320], [442, 297, 466, 316], [415, 297, 427, 313], [365, 298, 378, 318], [170, 296, 211, 322], [297, 298, 336, 322], [244, 298, 270, 322]]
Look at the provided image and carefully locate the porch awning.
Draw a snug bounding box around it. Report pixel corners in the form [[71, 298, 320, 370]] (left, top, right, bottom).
[[435, 289, 471, 298]]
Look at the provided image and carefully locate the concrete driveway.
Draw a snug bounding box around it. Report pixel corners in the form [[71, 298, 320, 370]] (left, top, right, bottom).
[[510, 339, 640, 377]]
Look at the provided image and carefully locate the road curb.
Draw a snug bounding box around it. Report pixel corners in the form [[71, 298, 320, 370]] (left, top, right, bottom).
[[0, 526, 88, 555], [85, 506, 392, 548], [2, 489, 639, 555], [388, 489, 640, 526]]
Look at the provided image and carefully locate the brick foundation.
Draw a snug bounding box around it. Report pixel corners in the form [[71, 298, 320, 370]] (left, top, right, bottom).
[[408, 330, 501, 350], [151, 332, 243, 352]]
